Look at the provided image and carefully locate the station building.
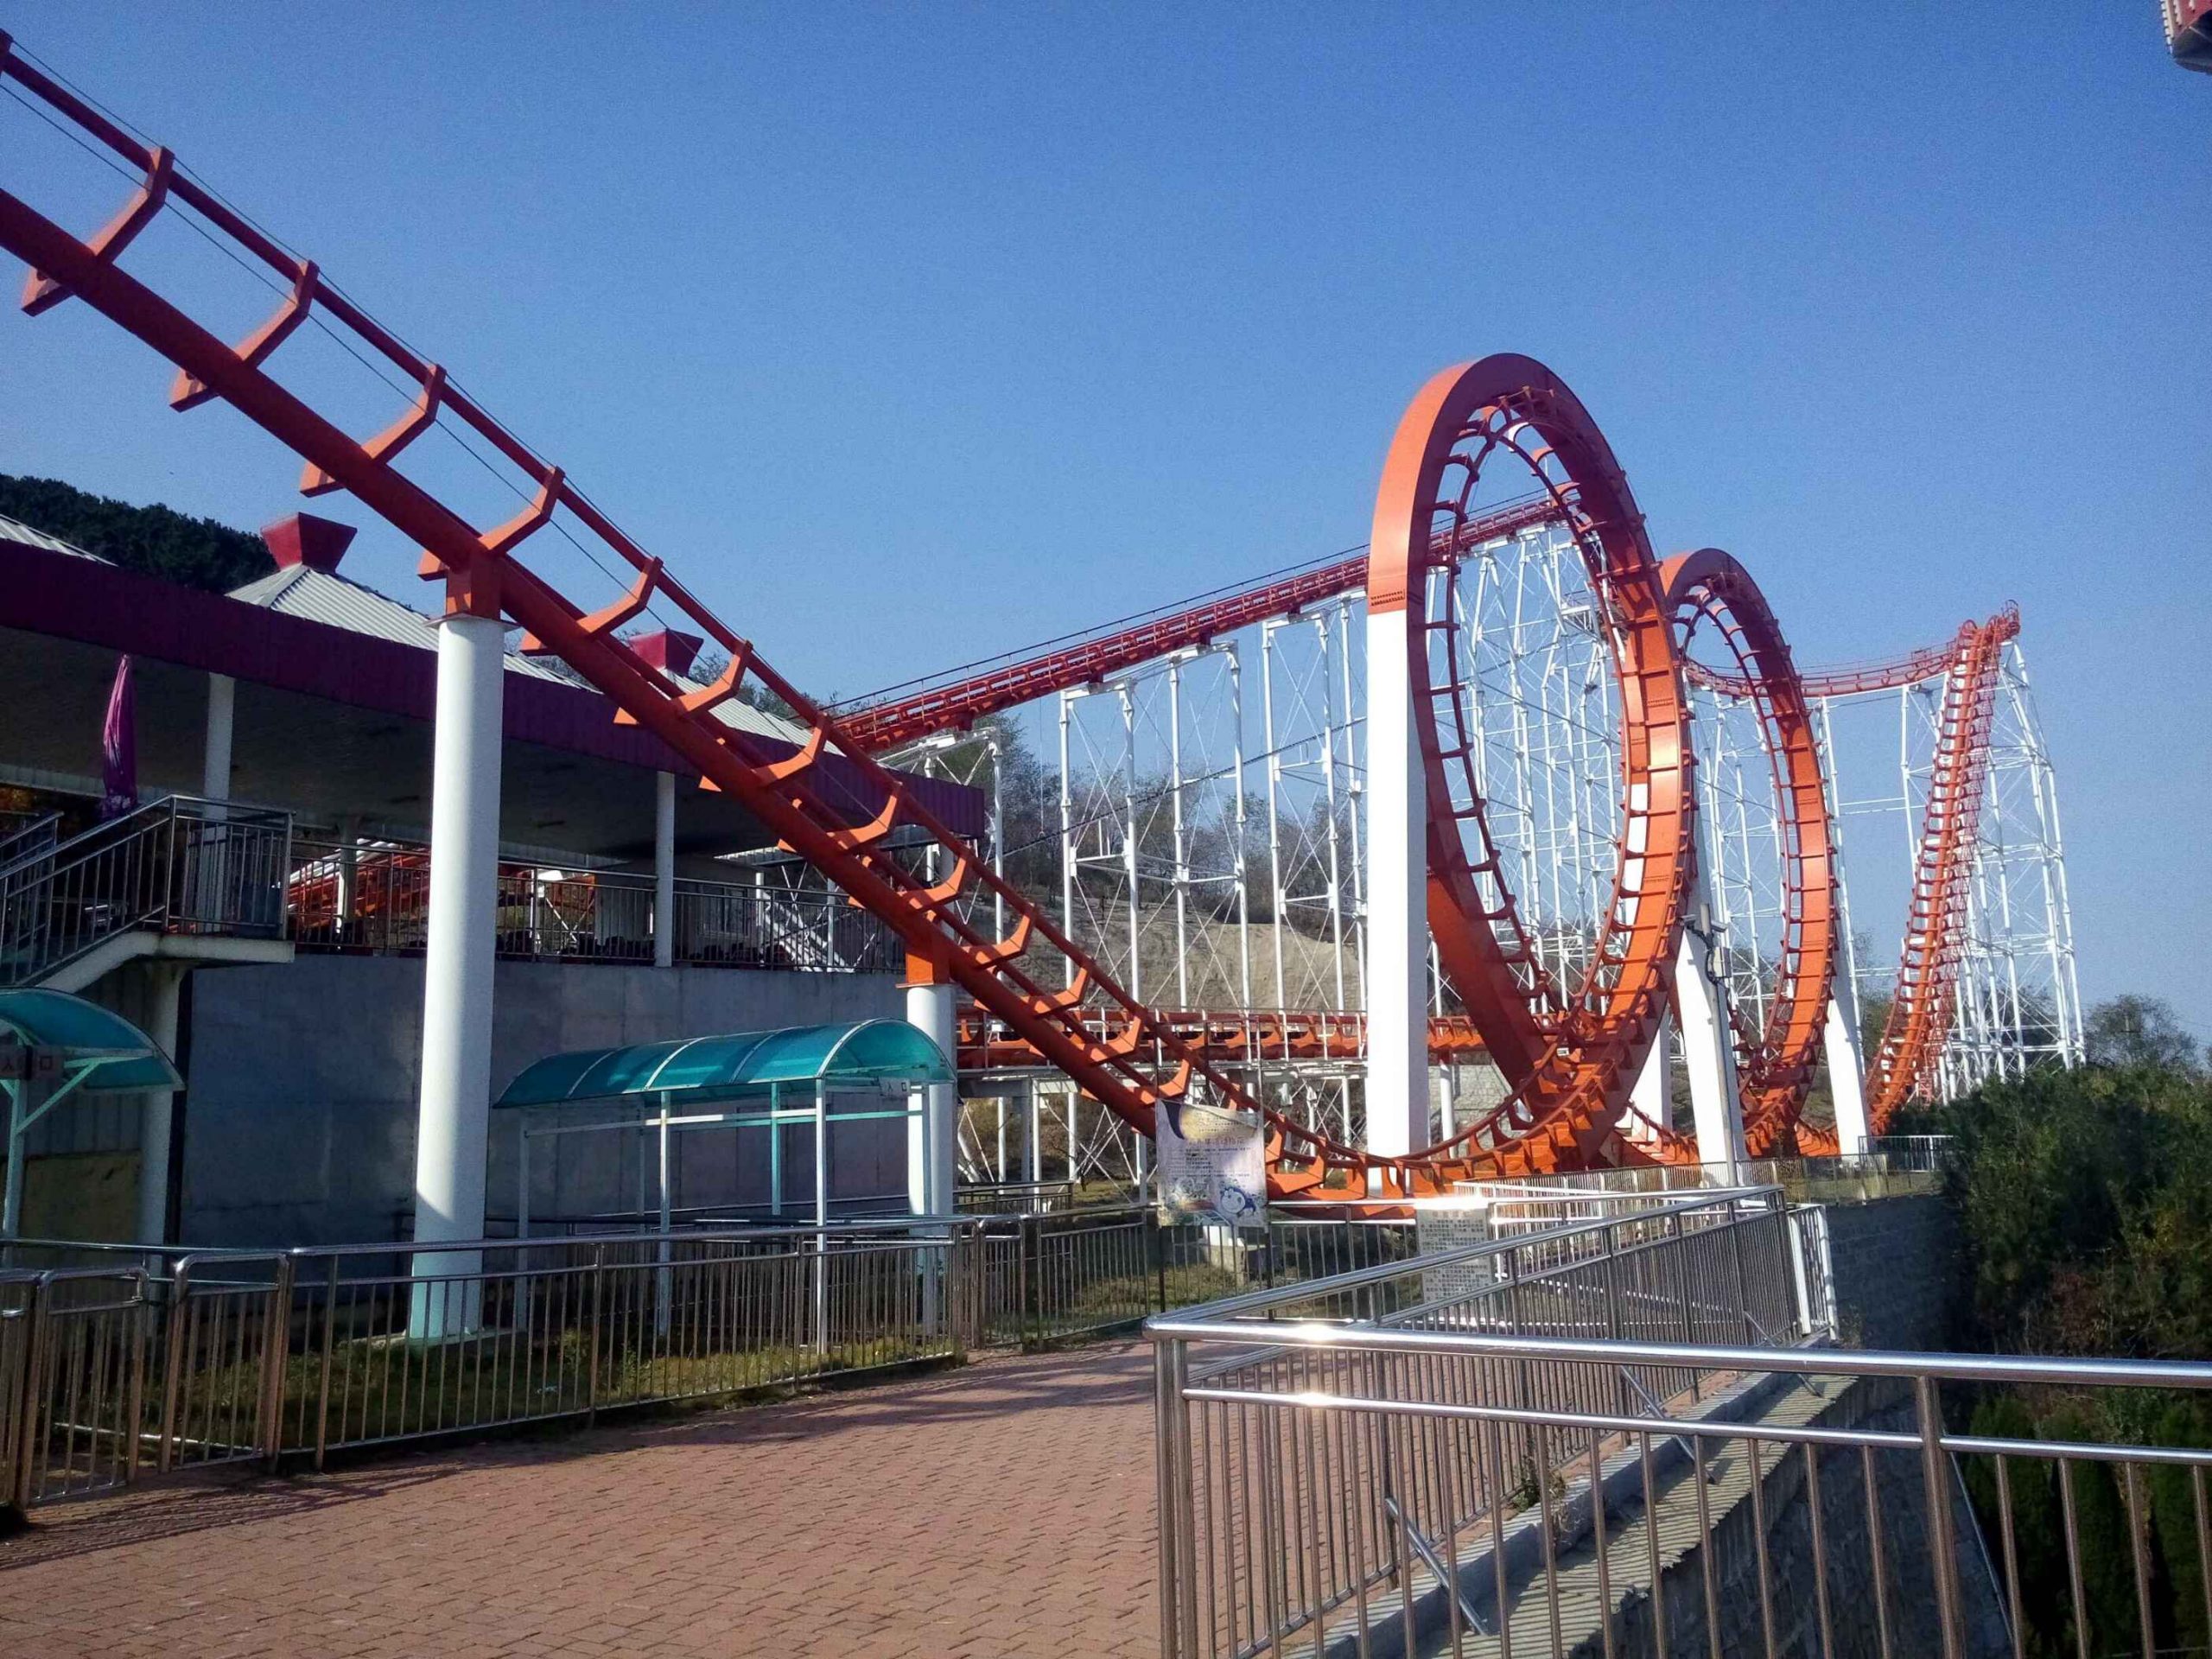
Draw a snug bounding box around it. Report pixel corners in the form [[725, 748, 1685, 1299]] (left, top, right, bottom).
[[0, 511, 980, 1247]]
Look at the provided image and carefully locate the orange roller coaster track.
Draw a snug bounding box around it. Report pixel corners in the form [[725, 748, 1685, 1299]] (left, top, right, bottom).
[[838, 493, 1560, 754], [1660, 550, 1839, 1158], [1367, 359, 1698, 1170], [0, 35, 1652, 1197], [1865, 605, 2020, 1128]]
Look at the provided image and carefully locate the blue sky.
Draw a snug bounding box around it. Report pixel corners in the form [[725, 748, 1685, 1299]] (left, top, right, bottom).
[[3, 4, 2207, 1037]]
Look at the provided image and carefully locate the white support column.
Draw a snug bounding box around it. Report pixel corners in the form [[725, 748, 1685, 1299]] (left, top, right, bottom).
[[1363, 603, 1425, 1162], [136, 963, 187, 1246], [904, 976, 958, 1219], [1825, 982, 1872, 1156], [1675, 929, 1747, 1185], [652, 771, 677, 969], [409, 610, 505, 1338], [201, 673, 235, 800], [1626, 1014, 1672, 1144], [196, 673, 237, 922]]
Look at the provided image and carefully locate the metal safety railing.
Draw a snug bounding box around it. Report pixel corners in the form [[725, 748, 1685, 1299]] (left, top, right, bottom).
[[1482, 1142, 1955, 1204], [284, 830, 900, 974], [0, 1219, 981, 1513], [0, 794, 292, 988], [969, 1206, 1430, 1351], [1150, 1192, 2212, 1659], [1147, 1187, 1821, 1659]]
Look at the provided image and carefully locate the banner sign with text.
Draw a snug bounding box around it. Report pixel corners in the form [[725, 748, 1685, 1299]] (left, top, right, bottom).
[[1157, 1103, 1267, 1230]]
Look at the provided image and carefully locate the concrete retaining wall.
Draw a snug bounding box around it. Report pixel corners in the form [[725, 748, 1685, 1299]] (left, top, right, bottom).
[[1610, 1374, 2009, 1659], [178, 955, 900, 1247], [1822, 1192, 1962, 1351]]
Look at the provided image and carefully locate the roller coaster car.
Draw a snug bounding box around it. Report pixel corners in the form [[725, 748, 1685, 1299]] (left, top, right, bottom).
[[2169, 0, 2212, 73]]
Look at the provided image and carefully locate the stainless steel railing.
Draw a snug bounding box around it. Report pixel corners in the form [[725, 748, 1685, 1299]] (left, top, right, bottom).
[[284, 831, 900, 973], [0, 794, 292, 988], [0, 1219, 984, 1513], [1149, 1194, 2212, 1659], [1147, 1188, 1821, 1659], [1, 1267, 152, 1509], [966, 1206, 1427, 1351]]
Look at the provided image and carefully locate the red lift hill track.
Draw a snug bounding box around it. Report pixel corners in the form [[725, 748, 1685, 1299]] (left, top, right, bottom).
[[0, 38, 2008, 1189]]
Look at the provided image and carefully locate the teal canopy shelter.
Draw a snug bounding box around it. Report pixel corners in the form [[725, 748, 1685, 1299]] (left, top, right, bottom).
[[493, 1020, 950, 1236], [497, 1019, 952, 1111], [1, 988, 182, 1238]]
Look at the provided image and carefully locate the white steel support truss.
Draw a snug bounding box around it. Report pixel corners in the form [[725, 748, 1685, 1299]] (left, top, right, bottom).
[[1817, 632, 2082, 1108]]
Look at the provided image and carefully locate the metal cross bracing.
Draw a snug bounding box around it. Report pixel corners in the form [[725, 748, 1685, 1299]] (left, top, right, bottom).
[[0, 35, 1622, 1198], [1954, 637, 2083, 1082]]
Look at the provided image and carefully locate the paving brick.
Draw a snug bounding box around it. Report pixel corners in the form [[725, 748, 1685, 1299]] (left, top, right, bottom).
[[0, 1344, 1160, 1658]]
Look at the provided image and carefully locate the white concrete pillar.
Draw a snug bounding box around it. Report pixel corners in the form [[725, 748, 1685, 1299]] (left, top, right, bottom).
[[201, 673, 235, 800], [1675, 929, 1747, 1185], [136, 963, 187, 1246], [904, 976, 958, 1219], [334, 814, 359, 944], [409, 611, 505, 1337], [195, 672, 238, 924], [652, 771, 677, 969], [1626, 1014, 1672, 1143], [1824, 984, 1872, 1156], [1363, 602, 1425, 1161]]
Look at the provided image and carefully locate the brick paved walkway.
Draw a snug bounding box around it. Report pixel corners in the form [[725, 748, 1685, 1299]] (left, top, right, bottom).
[[0, 1343, 1160, 1658]]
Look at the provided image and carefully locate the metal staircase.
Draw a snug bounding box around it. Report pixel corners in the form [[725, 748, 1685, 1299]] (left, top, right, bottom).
[[0, 795, 292, 990]]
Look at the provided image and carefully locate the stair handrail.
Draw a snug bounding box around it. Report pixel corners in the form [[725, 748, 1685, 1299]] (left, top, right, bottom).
[[0, 794, 294, 988], [0, 811, 62, 880]]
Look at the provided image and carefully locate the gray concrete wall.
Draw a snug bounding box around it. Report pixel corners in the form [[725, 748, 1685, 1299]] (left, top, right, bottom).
[[1824, 1192, 1963, 1351], [180, 956, 902, 1247], [1610, 1375, 2009, 1659]]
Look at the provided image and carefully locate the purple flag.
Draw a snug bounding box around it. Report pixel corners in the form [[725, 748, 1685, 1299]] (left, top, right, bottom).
[[101, 653, 137, 819]]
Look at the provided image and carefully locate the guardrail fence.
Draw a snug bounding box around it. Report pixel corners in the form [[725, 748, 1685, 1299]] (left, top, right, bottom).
[[1149, 1186, 2212, 1659], [1, 1192, 1763, 1516], [0, 1220, 979, 1514]]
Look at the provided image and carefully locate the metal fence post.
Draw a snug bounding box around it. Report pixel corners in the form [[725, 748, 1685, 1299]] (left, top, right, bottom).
[[1020, 1216, 1039, 1344], [1154, 1337, 1185, 1659], [258, 1255, 295, 1466], [586, 1243, 605, 1426], [314, 1255, 340, 1470], [7, 1277, 44, 1513], [1152, 1211, 1168, 1315], [1916, 1374, 1967, 1659], [156, 1259, 192, 1473], [122, 1273, 148, 1484]]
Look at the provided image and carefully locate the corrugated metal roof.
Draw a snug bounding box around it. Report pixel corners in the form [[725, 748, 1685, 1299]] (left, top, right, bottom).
[[0, 513, 107, 563], [225, 565, 809, 743]]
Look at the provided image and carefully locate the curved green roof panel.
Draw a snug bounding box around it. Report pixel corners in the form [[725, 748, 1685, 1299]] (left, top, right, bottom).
[[496, 1019, 952, 1109], [0, 988, 181, 1093]]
